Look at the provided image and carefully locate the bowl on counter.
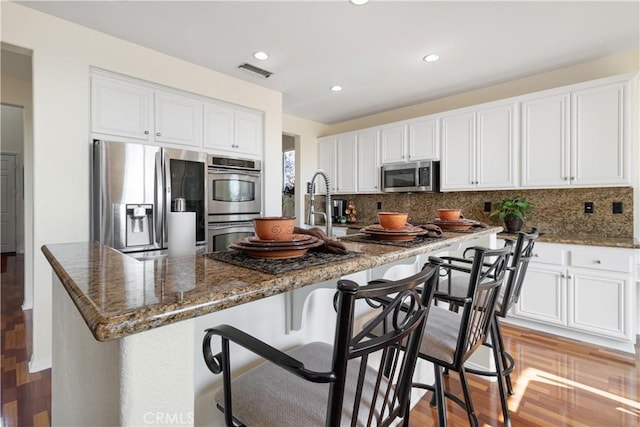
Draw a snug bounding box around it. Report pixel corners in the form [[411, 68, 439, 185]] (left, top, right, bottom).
[[438, 209, 462, 221], [253, 217, 295, 241], [377, 212, 408, 230]]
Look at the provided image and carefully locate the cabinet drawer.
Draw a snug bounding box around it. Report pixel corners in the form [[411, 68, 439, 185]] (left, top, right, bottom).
[[530, 243, 565, 266], [569, 246, 633, 273]]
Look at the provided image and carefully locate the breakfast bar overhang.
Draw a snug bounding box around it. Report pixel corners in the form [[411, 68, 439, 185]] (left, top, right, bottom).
[[43, 227, 501, 426]]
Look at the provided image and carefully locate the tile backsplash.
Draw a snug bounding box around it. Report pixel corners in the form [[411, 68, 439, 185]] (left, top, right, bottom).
[[309, 187, 633, 237]]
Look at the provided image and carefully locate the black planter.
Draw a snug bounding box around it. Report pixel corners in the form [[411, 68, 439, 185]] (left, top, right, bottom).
[[503, 215, 523, 233]]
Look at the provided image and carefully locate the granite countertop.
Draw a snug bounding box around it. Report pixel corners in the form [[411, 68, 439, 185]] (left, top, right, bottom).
[[42, 227, 501, 342], [497, 232, 640, 248]]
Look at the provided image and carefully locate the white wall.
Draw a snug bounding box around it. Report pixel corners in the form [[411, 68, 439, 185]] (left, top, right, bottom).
[[1, 2, 283, 371]]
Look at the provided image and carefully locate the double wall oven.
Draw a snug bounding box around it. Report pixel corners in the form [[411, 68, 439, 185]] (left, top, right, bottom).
[[207, 155, 262, 252]]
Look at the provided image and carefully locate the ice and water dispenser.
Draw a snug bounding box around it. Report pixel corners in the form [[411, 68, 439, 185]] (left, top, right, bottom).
[[125, 204, 153, 247]]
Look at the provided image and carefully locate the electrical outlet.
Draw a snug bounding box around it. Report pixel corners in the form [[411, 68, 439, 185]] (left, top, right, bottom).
[[584, 202, 594, 214], [377, 201, 382, 210], [613, 201, 623, 214], [484, 201, 492, 212]]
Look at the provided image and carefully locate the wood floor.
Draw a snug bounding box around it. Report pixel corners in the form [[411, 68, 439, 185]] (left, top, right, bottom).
[[1, 253, 638, 426], [1, 255, 51, 427]]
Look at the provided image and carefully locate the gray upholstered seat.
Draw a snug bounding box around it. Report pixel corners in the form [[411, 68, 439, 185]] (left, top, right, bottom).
[[213, 341, 386, 427], [418, 306, 462, 366]]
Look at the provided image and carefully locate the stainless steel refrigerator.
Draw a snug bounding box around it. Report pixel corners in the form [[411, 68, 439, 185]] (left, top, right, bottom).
[[92, 139, 207, 257]]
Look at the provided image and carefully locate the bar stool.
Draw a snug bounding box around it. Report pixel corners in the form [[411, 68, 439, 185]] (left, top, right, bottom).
[[413, 245, 513, 427], [434, 228, 539, 425], [202, 263, 440, 427]]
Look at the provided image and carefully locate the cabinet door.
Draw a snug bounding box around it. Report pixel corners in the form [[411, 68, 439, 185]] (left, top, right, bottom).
[[514, 265, 566, 326], [408, 117, 438, 160], [568, 269, 631, 340], [380, 125, 407, 164], [357, 129, 380, 193], [235, 110, 263, 157], [336, 134, 357, 193], [440, 112, 475, 191], [476, 103, 517, 189], [91, 75, 152, 141], [571, 81, 629, 186], [154, 91, 202, 147], [317, 137, 337, 194], [521, 93, 570, 187], [203, 103, 234, 151]]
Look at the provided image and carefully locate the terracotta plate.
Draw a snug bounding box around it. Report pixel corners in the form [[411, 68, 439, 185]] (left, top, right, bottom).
[[229, 238, 324, 259], [244, 234, 315, 247]]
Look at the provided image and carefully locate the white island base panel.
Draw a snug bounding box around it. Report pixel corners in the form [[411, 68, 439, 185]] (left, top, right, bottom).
[[52, 274, 196, 426]]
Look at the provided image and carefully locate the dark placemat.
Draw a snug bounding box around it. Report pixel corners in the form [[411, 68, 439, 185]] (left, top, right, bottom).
[[339, 234, 445, 247], [205, 249, 362, 275]]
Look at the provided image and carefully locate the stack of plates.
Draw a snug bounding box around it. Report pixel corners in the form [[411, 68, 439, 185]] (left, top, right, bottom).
[[360, 224, 428, 241], [431, 219, 475, 231], [229, 234, 323, 259]]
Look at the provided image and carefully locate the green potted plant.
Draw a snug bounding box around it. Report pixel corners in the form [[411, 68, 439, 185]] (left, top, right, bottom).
[[490, 197, 533, 233]]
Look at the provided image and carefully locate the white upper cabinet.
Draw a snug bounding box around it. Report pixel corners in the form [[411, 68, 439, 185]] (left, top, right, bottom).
[[441, 102, 517, 191], [571, 80, 630, 186], [317, 136, 337, 194], [521, 76, 632, 188], [204, 103, 263, 158], [91, 70, 263, 156], [380, 124, 407, 164], [154, 91, 203, 147], [357, 129, 381, 193], [91, 74, 203, 148], [521, 93, 570, 187], [407, 117, 439, 161], [91, 74, 153, 141], [336, 133, 357, 193], [440, 112, 475, 190], [380, 117, 439, 164]]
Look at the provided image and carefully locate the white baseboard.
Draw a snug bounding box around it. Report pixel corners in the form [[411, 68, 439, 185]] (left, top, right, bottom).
[[28, 354, 52, 373]]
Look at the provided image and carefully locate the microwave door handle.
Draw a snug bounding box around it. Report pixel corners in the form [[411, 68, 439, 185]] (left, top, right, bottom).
[[154, 151, 163, 245]]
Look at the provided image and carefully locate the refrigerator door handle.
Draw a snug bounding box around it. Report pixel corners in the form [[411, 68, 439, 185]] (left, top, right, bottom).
[[163, 150, 171, 247], [155, 150, 164, 245]]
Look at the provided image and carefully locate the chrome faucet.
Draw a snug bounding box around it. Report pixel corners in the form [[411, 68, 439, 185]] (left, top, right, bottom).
[[307, 170, 332, 237]]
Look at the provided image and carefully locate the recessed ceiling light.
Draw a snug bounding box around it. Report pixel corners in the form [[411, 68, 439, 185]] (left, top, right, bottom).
[[350, 0, 369, 5], [330, 85, 343, 92], [423, 54, 440, 62], [253, 51, 269, 60]]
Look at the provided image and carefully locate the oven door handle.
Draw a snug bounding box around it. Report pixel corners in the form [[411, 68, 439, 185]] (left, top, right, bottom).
[[208, 168, 261, 176]]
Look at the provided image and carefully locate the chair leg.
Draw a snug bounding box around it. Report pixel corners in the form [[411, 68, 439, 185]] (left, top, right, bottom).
[[494, 318, 515, 395], [490, 320, 512, 427], [458, 368, 478, 427], [433, 364, 448, 426]]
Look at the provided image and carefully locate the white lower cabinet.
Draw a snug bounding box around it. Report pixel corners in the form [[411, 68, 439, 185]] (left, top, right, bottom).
[[507, 242, 637, 353]]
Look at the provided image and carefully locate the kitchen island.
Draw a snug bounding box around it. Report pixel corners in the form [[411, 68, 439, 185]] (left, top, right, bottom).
[[43, 227, 501, 426]]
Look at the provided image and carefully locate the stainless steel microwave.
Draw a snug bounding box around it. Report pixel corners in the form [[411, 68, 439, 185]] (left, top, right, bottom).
[[381, 160, 440, 193]]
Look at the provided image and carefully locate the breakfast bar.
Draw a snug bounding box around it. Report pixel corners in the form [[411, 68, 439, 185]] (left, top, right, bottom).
[[43, 227, 500, 426]]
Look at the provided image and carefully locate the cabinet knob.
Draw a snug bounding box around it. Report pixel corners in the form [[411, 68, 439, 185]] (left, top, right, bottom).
[[561, 274, 566, 279], [594, 260, 602, 264], [563, 177, 569, 181], [571, 176, 575, 180], [144, 130, 149, 135], [534, 253, 539, 257], [156, 132, 161, 137]]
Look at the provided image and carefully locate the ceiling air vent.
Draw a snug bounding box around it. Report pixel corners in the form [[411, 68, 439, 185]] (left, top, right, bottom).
[[238, 62, 273, 79]]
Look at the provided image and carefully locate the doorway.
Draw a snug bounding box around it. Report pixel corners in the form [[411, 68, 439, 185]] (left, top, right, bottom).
[[282, 133, 296, 217], [1, 153, 18, 253]]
